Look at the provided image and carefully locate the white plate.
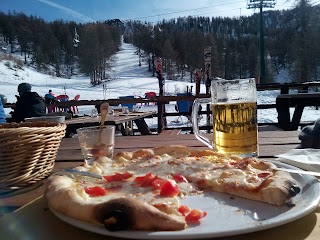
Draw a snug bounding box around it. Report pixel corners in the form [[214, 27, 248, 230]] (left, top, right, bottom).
[[51, 162, 320, 239]]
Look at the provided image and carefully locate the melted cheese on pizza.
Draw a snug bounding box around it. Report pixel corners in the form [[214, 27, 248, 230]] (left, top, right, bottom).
[[72, 152, 273, 209], [72, 156, 203, 215]]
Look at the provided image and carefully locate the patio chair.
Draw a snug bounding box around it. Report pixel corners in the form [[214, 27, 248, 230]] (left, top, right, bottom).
[[119, 95, 135, 111], [145, 92, 157, 105], [71, 94, 80, 114], [56, 94, 69, 112], [175, 93, 195, 126]]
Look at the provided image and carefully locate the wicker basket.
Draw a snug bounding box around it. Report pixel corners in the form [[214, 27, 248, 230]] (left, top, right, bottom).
[[0, 122, 66, 191]]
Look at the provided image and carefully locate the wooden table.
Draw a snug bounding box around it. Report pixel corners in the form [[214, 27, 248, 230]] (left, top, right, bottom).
[[1, 127, 319, 240], [276, 92, 320, 130], [65, 111, 154, 136]]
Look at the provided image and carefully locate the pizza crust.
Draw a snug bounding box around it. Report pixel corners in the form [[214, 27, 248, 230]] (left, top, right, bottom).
[[45, 175, 98, 222], [219, 171, 299, 206], [260, 170, 300, 206], [193, 161, 300, 206], [44, 175, 186, 231]]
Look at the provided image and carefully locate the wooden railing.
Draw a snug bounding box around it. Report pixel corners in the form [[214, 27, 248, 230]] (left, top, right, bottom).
[[4, 82, 320, 133]]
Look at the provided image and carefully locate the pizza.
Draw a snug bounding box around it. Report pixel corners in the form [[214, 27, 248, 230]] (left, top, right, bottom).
[[44, 145, 301, 232]]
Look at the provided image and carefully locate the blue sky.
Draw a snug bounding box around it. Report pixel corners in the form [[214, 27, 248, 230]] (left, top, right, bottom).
[[1, 0, 297, 23]]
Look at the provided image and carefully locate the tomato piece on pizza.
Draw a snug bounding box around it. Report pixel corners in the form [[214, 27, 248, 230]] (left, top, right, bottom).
[[185, 209, 207, 223], [152, 178, 167, 190], [84, 186, 107, 197], [172, 174, 188, 183], [160, 180, 180, 197], [134, 172, 156, 187], [178, 205, 191, 216], [103, 171, 132, 182]]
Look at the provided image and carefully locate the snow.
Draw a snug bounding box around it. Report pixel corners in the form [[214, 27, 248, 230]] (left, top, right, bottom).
[[1, 40, 320, 128]]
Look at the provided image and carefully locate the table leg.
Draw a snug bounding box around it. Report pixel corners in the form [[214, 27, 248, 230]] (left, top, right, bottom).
[[291, 105, 305, 130], [276, 97, 291, 130], [119, 122, 132, 136], [134, 118, 151, 135]]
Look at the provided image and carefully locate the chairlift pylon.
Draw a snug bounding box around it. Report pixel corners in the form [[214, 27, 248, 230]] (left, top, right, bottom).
[[73, 27, 80, 48]]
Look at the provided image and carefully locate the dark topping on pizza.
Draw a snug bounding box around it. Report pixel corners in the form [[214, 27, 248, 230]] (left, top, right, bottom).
[[94, 199, 134, 231], [94, 198, 186, 231], [103, 210, 131, 231], [286, 201, 296, 207], [288, 185, 301, 197]]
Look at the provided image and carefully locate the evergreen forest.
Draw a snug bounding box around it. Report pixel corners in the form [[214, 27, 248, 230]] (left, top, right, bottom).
[[0, 0, 319, 85]]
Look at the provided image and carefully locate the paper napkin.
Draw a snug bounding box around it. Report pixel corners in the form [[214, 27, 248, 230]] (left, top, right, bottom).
[[275, 148, 320, 172]]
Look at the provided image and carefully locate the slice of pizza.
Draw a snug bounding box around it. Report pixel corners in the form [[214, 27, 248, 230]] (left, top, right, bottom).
[[44, 145, 300, 232], [45, 175, 188, 231]]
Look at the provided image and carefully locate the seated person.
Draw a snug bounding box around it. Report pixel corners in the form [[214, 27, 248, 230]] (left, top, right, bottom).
[[45, 90, 57, 113], [0, 95, 6, 123], [44, 89, 56, 104], [11, 83, 46, 123], [298, 119, 320, 149]]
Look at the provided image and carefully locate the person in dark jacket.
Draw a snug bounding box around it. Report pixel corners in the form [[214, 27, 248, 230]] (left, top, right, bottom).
[[11, 83, 46, 123], [44, 89, 57, 113], [44, 89, 56, 104]]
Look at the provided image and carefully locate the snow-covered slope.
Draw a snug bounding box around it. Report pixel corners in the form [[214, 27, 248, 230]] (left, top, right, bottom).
[[1, 41, 320, 124]]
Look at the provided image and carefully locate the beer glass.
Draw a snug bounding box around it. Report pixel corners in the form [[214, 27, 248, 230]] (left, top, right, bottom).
[[192, 78, 258, 156]]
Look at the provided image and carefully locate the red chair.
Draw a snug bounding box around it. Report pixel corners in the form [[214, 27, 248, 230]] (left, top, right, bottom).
[[145, 92, 157, 105], [71, 94, 80, 113], [56, 94, 69, 112]]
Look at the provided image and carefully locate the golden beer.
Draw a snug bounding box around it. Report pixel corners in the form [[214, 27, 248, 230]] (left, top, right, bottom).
[[212, 102, 257, 156]]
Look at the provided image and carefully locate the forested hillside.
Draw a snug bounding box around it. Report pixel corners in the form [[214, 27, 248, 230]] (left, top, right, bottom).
[[0, 0, 319, 85], [124, 0, 320, 83], [0, 13, 122, 85]]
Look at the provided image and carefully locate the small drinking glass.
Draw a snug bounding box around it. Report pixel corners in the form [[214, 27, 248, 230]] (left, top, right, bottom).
[[76, 126, 115, 164], [108, 107, 114, 115], [91, 108, 98, 117], [122, 106, 129, 114]]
